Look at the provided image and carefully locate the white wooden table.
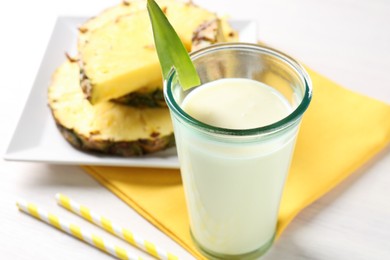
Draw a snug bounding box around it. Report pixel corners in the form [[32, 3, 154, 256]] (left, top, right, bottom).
[[1, 0, 389, 259]]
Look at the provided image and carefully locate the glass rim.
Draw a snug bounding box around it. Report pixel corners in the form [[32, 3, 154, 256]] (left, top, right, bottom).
[[164, 42, 313, 136]]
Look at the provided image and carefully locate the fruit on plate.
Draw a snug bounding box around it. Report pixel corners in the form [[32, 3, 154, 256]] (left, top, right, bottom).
[[78, 0, 238, 104], [48, 60, 175, 156], [47, 1, 239, 157]]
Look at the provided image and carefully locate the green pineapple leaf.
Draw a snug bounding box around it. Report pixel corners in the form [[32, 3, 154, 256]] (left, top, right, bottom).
[[147, 0, 201, 90]]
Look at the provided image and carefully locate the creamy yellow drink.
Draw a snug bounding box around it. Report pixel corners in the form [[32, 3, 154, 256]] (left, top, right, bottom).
[[177, 78, 297, 255]]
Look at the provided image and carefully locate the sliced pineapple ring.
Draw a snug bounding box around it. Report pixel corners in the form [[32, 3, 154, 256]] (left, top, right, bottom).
[[79, 0, 237, 104], [48, 60, 174, 156]]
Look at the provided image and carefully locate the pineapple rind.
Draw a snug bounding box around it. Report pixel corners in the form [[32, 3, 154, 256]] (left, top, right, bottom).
[[48, 60, 174, 156], [56, 123, 174, 156], [191, 18, 226, 52], [111, 87, 166, 108]]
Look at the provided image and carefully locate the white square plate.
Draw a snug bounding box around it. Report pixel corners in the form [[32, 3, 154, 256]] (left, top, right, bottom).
[[4, 17, 258, 168]]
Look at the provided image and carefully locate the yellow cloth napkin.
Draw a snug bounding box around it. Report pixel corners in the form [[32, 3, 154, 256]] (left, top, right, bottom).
[[83, 67, 390, 259]]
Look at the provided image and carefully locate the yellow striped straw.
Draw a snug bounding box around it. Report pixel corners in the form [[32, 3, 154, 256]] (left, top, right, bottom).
[[55, 193, 178, 260], [16, 199, 143, 260]]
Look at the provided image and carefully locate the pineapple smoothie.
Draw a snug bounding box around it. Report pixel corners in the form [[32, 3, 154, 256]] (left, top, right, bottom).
[[164, 43, 312, 259], [174, 78, 298, 255]]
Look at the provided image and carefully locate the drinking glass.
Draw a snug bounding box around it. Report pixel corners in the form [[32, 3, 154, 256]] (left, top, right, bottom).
[[164, 43, 312, 259]]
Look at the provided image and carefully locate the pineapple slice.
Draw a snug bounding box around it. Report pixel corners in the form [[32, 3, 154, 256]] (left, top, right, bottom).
[[79, 0, 237, 104], [48, 60, 174, 156], [103, 17, 233, 108]]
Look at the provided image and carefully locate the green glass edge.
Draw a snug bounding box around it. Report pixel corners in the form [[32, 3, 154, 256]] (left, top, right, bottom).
[[165, 43, 313, 137]]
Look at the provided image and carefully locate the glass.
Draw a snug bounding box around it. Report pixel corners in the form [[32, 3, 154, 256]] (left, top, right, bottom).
[[164, 43, 312, 259]]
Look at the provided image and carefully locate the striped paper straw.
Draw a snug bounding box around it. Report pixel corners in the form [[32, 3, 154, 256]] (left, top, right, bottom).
[[16, 199, 143, 260], [55, 193, 178, 260]]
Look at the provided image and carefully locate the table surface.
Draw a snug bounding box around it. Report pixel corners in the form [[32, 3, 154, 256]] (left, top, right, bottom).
[[1, 0, 390, 259]]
